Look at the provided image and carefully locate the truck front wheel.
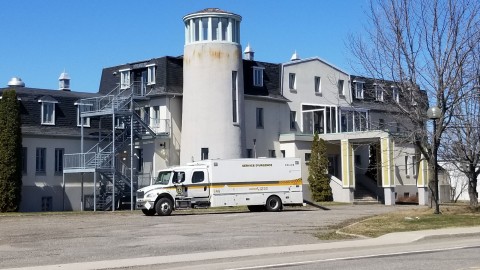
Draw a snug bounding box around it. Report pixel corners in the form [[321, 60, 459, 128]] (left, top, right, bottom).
[[155, 198, 173, 216], [142, 209, 156, 216], [265, 196, 282, 212]]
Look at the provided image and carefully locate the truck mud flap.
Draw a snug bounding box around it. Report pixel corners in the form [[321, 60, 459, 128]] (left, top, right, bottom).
[[303, 199, 330, 210]]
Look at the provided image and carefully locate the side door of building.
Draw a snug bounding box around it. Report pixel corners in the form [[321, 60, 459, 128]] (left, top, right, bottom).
[[187, 169, 210, 199]]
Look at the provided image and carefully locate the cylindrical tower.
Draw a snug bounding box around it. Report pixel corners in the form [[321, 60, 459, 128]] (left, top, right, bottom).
[[180, 8, 245, 164]]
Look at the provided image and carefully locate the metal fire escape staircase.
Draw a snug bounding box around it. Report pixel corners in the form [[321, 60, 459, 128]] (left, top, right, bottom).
[[64, 82, 159, 211]]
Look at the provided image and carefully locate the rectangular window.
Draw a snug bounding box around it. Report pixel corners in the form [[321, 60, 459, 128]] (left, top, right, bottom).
[[412, 156, 417, 176], [253, 68, 264, 87], [41, 102, 55, 125], [147, 65, 156, 85], [305, 153, 311, 162], [392, 86, 399, 103], [289, 73, 296, 90], [120, 69, 131, 89], [281, 150, 286, 158], [152, 106, 160, 128], [211, 17, 219, 40], [220, 18, 228, 41], [379, 119, 385, 130], [201, 17, 208, 41], [375, 84, 384, 101], [55, 148, 64, 173], [396, 122, 401, 132], [256, 108, 264, 128], [115, 117, 125, 129], [246, 149, 253, 158], [22, 147, 27, 174], [354, 81, 364, 99], [268, 150, 276, 158], [405, 156, 410, 175], [77, 106, 90, 127], [201, 148, 209, 160], [41, 196, 53, 211], [36, 147, 46, 173], [232, 71, 239, 123], [338, 80, 345, 96], [314, 76, 321, 95], [192, 171, 205, 183], [194, 18, 200, 41], [290, 111, 296, 130], [143, 106, 150, 124], [137, 149, 143, 172]]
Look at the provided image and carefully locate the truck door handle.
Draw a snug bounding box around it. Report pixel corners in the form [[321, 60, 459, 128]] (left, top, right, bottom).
[[204, 186, 207, 191]]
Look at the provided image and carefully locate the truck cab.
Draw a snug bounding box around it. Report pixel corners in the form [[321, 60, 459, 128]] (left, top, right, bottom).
[[136, 165, 210, 216]]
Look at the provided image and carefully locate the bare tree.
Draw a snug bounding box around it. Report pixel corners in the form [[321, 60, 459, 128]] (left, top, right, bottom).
[[349, 0, 480, 211], [441, 72, 480, 208]]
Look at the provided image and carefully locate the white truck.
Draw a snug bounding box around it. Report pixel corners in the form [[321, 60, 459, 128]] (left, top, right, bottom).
[[136, 158, 303, 216]]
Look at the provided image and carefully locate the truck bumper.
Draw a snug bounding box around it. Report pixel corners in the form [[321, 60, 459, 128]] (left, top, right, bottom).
[[136, 199, 155, 210]]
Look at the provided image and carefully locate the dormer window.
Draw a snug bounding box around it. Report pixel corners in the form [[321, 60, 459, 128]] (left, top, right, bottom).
[[253, 67, 264, 87], [392, 86, 399, 103], [120, 69, 131, 89], [147, 64, 156, 85], [38, 97, 57, 125], [354, 80, 364, 99], [314, 76, 321, 95], [374, 84, 384, 101], [75, 103, 91, 127]]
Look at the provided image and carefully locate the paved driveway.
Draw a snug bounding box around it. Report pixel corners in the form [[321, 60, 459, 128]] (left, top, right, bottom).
[[0, 204, 416, 269]]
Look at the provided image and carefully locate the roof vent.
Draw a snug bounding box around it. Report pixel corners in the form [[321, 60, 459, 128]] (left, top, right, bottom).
[[290, 50, 300, 61], [7, 77, 25, 87], [59, 71, 71, 91], [244, 43, 255, 60]]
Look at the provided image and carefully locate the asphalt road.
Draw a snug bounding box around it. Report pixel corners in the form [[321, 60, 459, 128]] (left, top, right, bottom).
[[0, 204, 406, 269]]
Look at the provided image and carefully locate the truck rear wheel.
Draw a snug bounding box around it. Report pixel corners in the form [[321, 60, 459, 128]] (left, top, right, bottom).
[[265, 196, 282, 212], [155, 198, 173, 216], [142, 209, 156, 216]]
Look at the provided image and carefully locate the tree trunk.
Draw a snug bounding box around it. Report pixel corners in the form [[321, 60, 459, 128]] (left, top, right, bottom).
[[468, 175, 478, 209]]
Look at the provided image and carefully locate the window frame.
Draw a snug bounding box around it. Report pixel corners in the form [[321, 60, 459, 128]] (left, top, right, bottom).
[[338, 79, 345, 97], [76, 105, 91, 127], [36, 147, 46, 174], [314, 76, 321, 95], [147, 64, 156, 85], [290, 110, 296, 130], [55, 148, 64, 173], [253, 67, 264, 87], [119, 69, 131, 89], [232, 71, 239, 124], [354, 80, 364, 99], [289, 73, 296, 90], [374, 84, 384, 101], [392, 86, 399, 103], [256, 108, 264, 128], [40, 101, 56, 125]]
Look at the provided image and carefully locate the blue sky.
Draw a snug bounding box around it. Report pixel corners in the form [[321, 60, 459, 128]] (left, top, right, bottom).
[[1, 0, 370, 92]]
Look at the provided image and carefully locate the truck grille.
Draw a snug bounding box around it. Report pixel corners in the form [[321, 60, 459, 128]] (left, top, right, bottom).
[[136, 191, 144, 199]]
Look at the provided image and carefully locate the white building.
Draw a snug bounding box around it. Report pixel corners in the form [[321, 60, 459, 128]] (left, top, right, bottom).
[[2, 8, 437, 211]]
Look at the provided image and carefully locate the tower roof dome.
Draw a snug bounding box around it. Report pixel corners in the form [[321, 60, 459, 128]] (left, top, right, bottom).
[[7, 77, 25, 87]]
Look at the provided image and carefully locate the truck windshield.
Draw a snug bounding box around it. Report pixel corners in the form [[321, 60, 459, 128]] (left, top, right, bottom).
[[154, 171, 172, 185]]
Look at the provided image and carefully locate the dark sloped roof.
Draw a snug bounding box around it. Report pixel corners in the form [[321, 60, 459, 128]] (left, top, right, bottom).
[[350, 75, 428, 112], [99, 56, 288, 101], [0, 87, 101, 137], [98, 56, 184, 95]]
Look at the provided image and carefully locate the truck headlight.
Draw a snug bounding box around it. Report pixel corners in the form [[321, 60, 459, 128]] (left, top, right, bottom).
[[145, 193, 156, 199]]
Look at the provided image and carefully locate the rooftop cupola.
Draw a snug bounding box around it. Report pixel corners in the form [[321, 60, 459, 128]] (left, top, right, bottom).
[[7, 77, 25, 87], [290, 50, 300, 61], [59, 71, 71, 91], [244, 43, 254, 60], [183, 8, 242, 45]]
